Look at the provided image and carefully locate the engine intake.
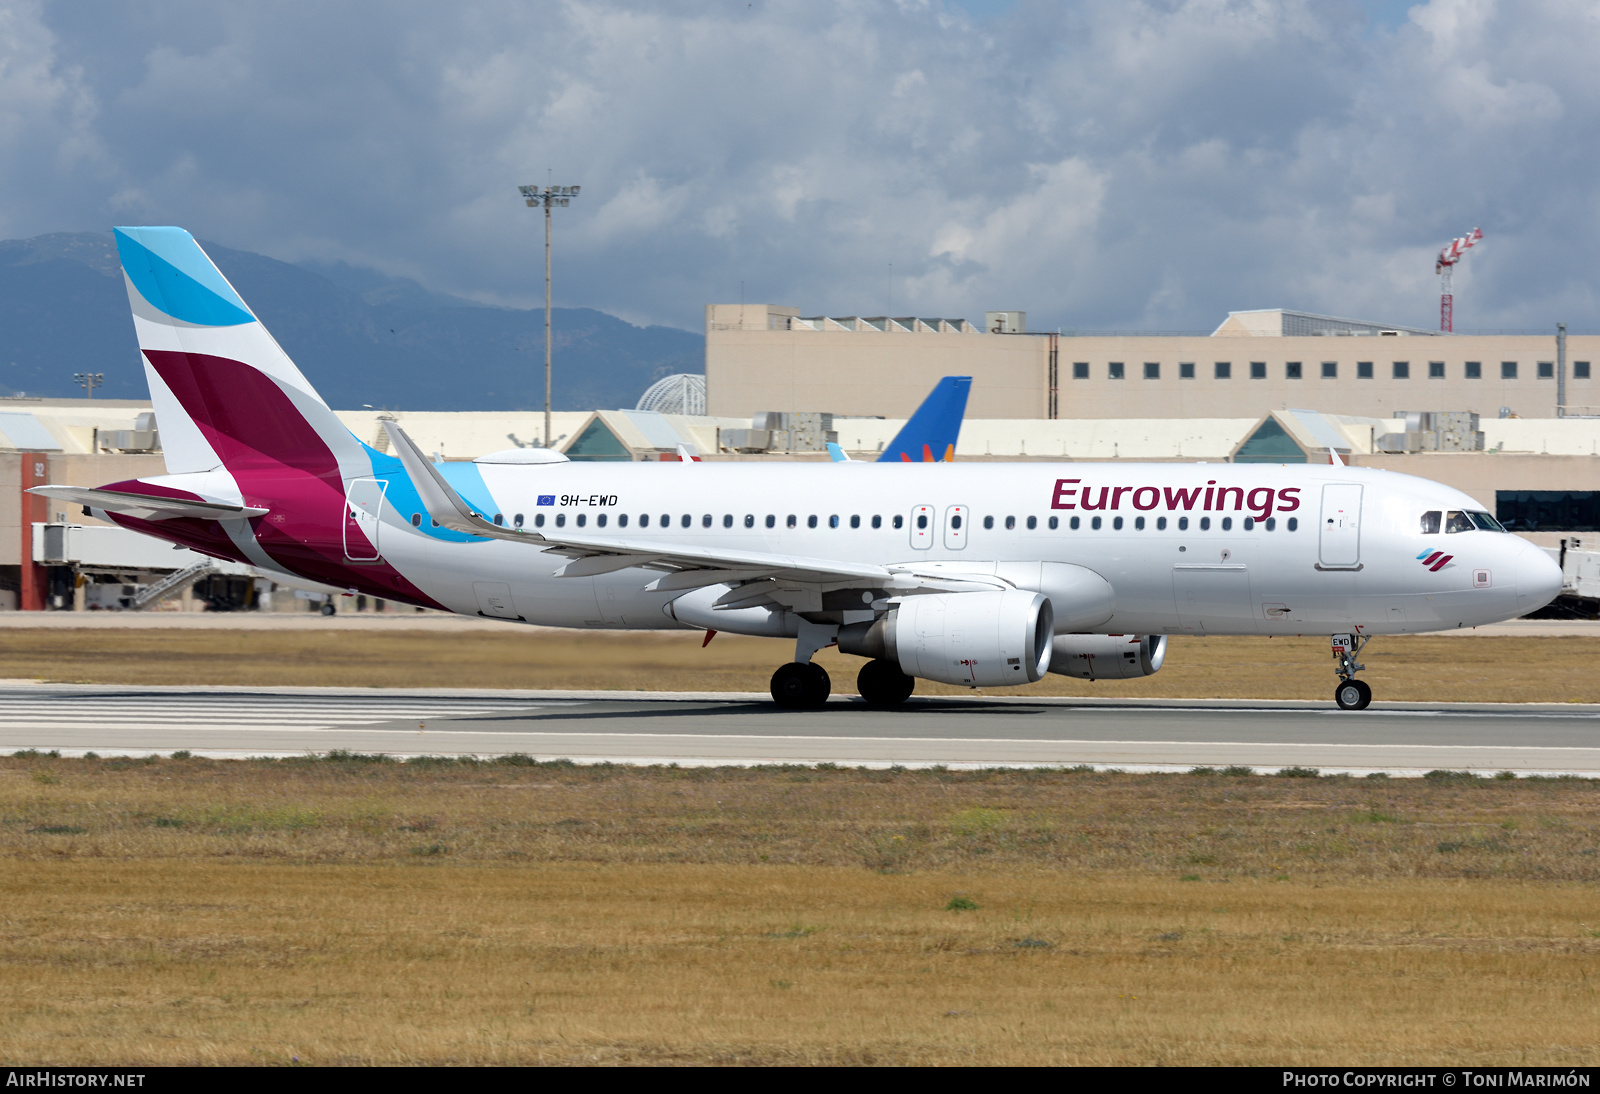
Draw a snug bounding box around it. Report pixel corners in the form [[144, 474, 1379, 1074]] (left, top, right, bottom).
[[1047, 634, 1166, 679], [839, 590, 1053, 687]]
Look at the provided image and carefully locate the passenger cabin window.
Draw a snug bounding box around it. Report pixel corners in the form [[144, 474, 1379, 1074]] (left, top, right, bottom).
[[1421, 510, 1441, 534], [681, 514, 691, 528], [411, 513, 421, 527], [555, 514, 566, 528], [787, 515, 797, 528], [619, 514, 628, 528], [595, 514, 605, 528], [514, 514, 524, 528], [493, 513, 503, 526], [1070, 516, 1080, 530], [766, 515, 776, 528], [808, 515, 818, 528], [1005, 516, 1015, 530], [849, 515, 860, 529], [1445, 510, 1474, 533], [915, 514, 928, 530], [871, 515, 882, 529], [702, 514, 713, 528], [983, 515, 994, 530], [535, 513, 545, 528], [745, 514, 755, 528], [576, 514, 586, 527], [1048, 516, 1059, 530], [829, 515, 840, 528], [1026, 516, 1037, 530], [722, 514, 733, 528], [1157, 517, 1168, 530], [892, 515, 904, 529]]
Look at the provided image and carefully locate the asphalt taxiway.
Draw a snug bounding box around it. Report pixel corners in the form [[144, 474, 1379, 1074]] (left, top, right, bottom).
[[2, 682, 1598, 776]]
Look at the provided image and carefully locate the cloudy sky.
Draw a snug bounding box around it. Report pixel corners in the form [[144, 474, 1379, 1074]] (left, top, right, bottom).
[[2, 0, 1595, 333]]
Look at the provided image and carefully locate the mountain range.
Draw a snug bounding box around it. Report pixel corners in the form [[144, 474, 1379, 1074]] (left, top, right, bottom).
[[0, 232, 703, 411]]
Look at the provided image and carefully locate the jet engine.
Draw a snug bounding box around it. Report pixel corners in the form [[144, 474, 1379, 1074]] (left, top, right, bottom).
[[839, 589, 1053, 687], [1047, 634, 1166, 680]]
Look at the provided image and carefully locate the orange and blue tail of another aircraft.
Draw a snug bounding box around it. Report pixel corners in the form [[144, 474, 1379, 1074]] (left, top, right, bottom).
[[877, 376, 970, 463]]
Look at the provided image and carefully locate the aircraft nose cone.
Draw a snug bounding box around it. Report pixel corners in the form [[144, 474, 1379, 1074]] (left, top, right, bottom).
[[1515, 542, 1563, 613]]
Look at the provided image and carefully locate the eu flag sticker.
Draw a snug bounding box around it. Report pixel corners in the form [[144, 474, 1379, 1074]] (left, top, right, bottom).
[[537, 495, 556, 506]]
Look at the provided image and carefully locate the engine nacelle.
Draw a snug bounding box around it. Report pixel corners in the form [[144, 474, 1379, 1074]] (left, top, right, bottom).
[[1047, 634, 1166, 680], [841, 590, 1053, 687]]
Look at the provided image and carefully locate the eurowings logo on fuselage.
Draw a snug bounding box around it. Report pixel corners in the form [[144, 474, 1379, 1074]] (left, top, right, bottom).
[[1417, 549, 1455, 572]]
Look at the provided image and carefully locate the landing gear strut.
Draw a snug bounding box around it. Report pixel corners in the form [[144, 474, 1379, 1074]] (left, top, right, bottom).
[[857, 658, 915, 707], [771, 662, 831, 709], [1331, 633, 1372, 711]]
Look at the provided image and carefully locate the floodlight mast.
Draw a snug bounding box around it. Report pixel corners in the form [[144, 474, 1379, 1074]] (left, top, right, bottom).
[[519, 183, 581, 447], [1435, 227, 1481, 333]]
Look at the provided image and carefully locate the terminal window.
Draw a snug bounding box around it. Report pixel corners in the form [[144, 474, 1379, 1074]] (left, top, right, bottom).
[[1144, 362, 1160, 379], [1179, 362, 1195, 379], [1108, 361, 1125, 379], [1502, 361, 1518, 379], [1357, 361, 1374, 379], [1429, 361, 1445, 379], [1214, 361, 1231, 379], [1497, 491, 1600, 532], [1072, 361, 1089, 379], [1538, 361, 1555, 379], [1465, 361, 1482, 379], [1392, 361, 1410, 379], [1249, 361, 1266, 379], [1285, 361, 1302, 380], [1321, 361, 1337, 378], [1576, 361, 1592, 379]]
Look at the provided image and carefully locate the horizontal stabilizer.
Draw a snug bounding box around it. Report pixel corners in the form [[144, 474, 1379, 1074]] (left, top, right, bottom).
[[28, 485, 268, 522]]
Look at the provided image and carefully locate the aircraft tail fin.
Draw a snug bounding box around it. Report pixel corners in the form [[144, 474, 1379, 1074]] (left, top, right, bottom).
[[113, 226, 364, 478], [877, 376, 971, 463]]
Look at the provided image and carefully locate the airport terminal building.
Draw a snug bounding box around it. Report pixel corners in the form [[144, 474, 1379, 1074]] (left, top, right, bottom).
[[705, 304, 1596, 423]]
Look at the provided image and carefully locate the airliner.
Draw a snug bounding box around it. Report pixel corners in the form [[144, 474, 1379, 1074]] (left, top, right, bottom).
[[33, 228, 1563, 711]]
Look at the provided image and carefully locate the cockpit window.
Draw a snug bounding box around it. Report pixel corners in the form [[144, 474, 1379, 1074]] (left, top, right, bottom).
[[1444, 510, 1474, 533], [1420, 511, 1441, 534], [1469, 510, 1506, 532]]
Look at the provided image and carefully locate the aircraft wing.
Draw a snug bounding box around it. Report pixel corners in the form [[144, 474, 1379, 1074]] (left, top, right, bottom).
[[383, 421, 1002, 600], [28, 485, 268, 522]]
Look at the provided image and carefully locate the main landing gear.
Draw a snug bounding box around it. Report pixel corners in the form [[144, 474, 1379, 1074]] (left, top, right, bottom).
[[857, 658, 915, 707], [770, 662, 830, 709], [1331, 633, 1372, 711]]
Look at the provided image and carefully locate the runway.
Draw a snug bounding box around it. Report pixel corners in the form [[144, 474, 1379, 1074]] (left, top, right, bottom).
[[3, 682, 1599, 775]]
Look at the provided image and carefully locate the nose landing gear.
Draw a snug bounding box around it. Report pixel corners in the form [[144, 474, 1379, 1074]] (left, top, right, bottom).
[[1331, 633, 1372, 710]]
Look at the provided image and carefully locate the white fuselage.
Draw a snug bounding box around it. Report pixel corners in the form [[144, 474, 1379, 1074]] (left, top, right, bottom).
[[364, 460, 1559, 637]]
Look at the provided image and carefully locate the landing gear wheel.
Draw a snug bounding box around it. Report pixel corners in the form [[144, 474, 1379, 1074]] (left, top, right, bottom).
[[771, 662, 831, 709], [1334, 679, 1372, 711], [857, 658, 915, 706]]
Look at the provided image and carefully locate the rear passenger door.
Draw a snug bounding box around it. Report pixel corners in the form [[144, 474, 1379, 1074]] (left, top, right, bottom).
[[910, 505, 934, 549]]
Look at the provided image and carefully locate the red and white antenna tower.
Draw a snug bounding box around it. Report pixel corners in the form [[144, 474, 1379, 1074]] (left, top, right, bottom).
[[1435, 226, 1482, 332]]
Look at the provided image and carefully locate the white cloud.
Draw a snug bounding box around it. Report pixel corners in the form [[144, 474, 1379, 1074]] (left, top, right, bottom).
[[3, 0, 1599, 333]]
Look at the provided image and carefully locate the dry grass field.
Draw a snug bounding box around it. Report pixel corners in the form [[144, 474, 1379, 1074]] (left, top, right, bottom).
[[4, 627, 1600, 702], [1, 755, 1597, 1065]]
